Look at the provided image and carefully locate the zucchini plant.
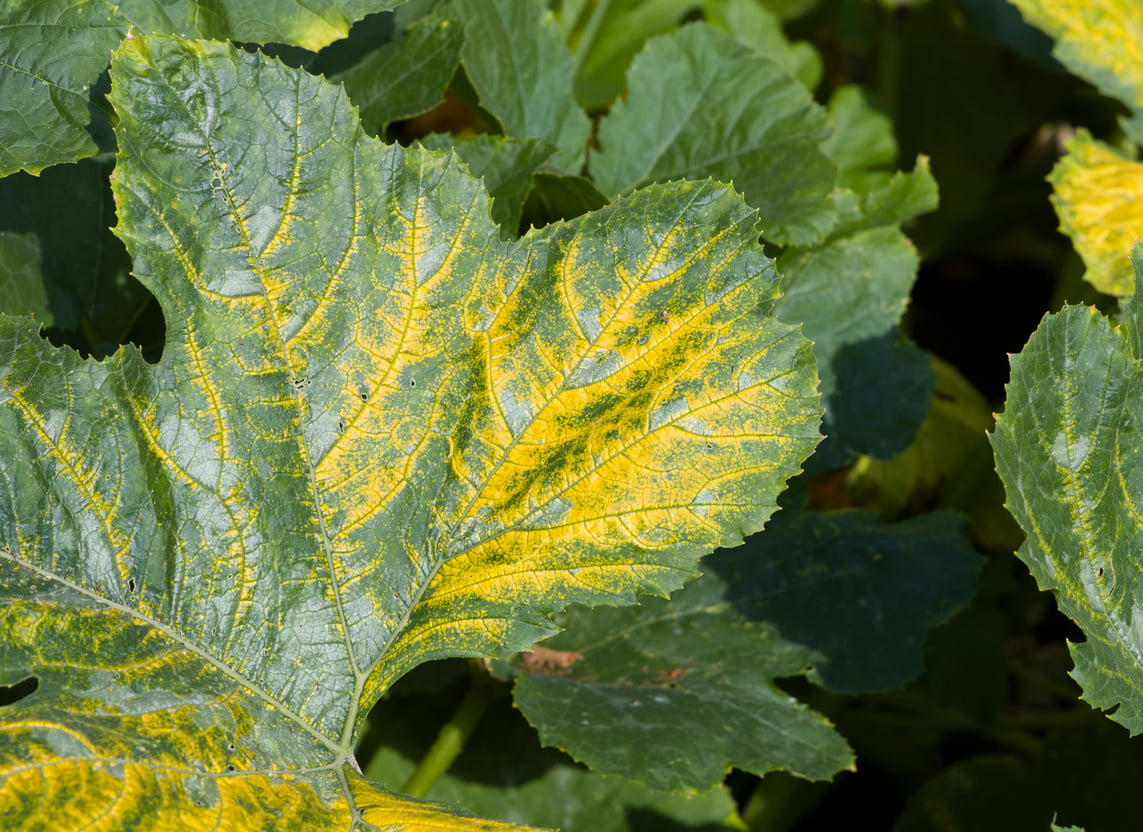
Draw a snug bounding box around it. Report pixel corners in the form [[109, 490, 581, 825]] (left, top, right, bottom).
[[8, 0, 1117, 829]]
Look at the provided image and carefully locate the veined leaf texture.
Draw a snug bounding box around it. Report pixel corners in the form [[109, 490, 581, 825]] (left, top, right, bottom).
[[0, 35, 821, 829]]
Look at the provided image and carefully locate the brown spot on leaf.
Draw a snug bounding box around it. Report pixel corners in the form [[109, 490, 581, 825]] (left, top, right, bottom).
[[520, 644, 583, 673]]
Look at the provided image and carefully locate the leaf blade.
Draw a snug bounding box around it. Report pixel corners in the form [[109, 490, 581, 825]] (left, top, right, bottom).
[[992, 296, 1143, 733], [0, 0, 126, 176], [1, 33, 822, 827]]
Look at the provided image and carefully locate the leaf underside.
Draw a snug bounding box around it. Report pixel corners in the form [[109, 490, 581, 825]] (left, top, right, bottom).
[[0, 35, 821, 829]]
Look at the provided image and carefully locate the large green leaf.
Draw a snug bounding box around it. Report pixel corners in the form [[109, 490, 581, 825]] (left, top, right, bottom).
[[334, 14, 464, 136], [360, 673, 740, 831], [508, 510, 977, 794], [0, 0, 126, 176], [451, 0, 591, 174], [992, 247, 1143, 734], [117, 0, 402, 51], [589, 22, 837, 246], [0, 35, 821, 828]]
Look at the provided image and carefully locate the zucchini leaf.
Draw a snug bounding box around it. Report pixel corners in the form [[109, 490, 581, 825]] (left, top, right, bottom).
[[992, 245, 1143, 734], [589, 22, 837, 247], [0, 36, 821, 828], [509, 511, 979, 793]]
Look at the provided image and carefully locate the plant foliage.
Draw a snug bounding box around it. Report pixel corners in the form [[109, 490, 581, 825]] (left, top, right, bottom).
[[11, 0, 1143, 829]]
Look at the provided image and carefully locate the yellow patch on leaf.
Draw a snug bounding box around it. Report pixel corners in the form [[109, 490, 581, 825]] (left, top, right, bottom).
[[1050, 130, 1143, 295]]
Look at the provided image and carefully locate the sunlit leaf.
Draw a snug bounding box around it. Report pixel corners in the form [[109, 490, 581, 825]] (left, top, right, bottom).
[[589, 22, 837, 246], [0, 35, 821, 827], [117, 0, 401, 51], [1048, 129, 1143, 296], [992, 247, 1143, 734], [1008, 0, 1143, 141]]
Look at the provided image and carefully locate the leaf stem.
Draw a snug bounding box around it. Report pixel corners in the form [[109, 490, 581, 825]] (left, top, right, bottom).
[[400, 665, 500, 799]]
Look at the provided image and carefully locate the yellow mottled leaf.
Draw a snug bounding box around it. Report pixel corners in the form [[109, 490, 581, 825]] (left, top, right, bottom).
[[1049, 129, 1143, 295], [0, 34, 820, 830], [1009, 0, 1143, 125]]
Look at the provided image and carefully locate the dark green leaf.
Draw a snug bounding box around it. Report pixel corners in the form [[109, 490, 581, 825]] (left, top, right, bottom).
[[521, 171, 609, 228], [0, 0, 126, 175], [718, 510, 981, 694], [0, 159, 160, 359], [590, 22, 837, 246], [361, 679, 740, 831], [335, 14, 463, 135], [421, 134, 556, 235], [824, 336, 933, 463]]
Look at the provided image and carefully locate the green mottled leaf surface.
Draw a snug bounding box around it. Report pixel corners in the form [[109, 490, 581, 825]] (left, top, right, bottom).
[[0, 34, 821, 828], [0, 0, 126, 175], [509, 511, 978, 792], [590, 22, 837, 246], [992, 247, 1143, 734]]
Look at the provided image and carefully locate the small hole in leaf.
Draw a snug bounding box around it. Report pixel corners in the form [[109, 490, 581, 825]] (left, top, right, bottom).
[[408, 378, 416, 388], [127, 578, 136, 593], [228, 743, 236, 751], [1096, 567, 1105, 578], [359, 388, 368, 401], [0, 676, 38, 707], [227, 764, 236, 772]]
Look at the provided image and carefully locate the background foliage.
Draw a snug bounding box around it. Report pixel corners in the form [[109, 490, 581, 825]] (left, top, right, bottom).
[[4, 0, 1143, 830]]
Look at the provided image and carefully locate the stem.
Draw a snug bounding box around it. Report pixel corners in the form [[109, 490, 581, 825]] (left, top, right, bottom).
[[400, 669, 500, 799]]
